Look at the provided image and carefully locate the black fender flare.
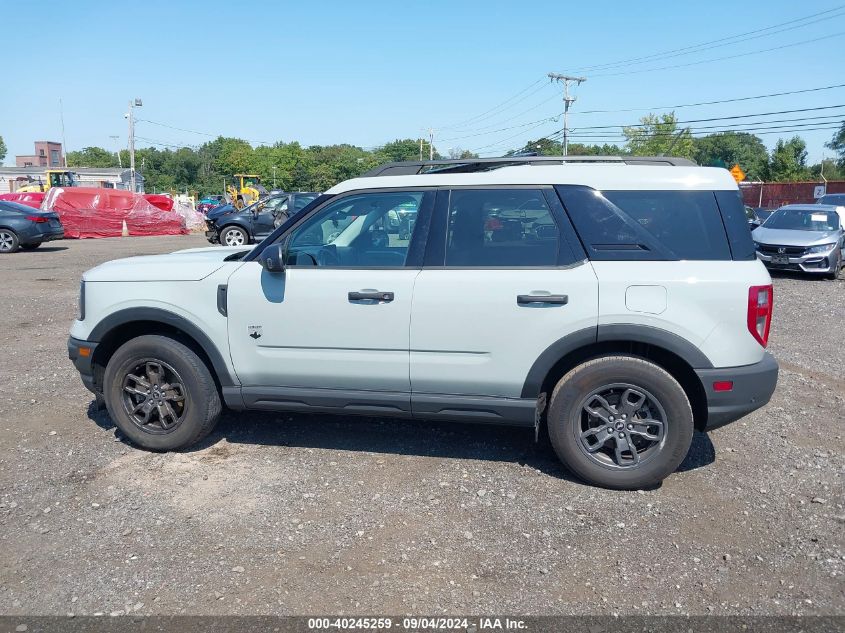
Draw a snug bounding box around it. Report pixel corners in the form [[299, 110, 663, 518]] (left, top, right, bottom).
[[88, 307, 237, 387], [521, 324, 713, 398]]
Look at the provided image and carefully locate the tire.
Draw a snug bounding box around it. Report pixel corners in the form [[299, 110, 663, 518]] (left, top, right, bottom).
[[21, 242, 42, 250], [0, 229, 20, 254], [220, 225, 249, 247], [547, 355, 694, 490], [103, 335, 222, 451], [825, 253, 841, 280]]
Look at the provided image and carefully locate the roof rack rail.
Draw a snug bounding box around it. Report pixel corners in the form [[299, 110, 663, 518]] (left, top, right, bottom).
[[360, 155, 697, 177]]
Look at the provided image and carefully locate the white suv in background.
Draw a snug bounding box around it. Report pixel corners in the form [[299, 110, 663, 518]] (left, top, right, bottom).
[[69, 156, 778, 489]]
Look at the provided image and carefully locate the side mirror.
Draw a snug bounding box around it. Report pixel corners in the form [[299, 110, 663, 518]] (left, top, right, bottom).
[[259, 243, 286, 273]]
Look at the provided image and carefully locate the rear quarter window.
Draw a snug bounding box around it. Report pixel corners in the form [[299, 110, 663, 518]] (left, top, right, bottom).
[[555, 186, 735, 261]]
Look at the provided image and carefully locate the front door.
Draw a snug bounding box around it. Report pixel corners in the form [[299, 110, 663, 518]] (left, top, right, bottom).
[[227, 189, 434, 398]]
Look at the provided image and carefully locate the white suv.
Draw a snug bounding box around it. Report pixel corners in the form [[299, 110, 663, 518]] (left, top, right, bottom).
[[68, 156, 778, 489]]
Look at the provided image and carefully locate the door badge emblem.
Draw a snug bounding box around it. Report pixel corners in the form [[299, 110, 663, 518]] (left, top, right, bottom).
[[248, 325, 263, 339]]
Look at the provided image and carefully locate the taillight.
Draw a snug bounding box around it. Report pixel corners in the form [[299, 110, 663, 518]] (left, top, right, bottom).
[[747, 284, 773, 347], [26, 215, 49, 223]]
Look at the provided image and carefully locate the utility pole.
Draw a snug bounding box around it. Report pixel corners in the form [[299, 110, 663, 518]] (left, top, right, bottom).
[[109, 135, 122, 168], [272, 165, 277, 189], [548, 73, 586, 156], [127, 98, 142, 192], [419, 137, 423, 161], [428, 128, 435, 160], [59, 98, 68, 167]]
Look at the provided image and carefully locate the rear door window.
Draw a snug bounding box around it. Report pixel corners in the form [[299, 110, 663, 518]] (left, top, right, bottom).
[[556, 186, 733, 261], [445, 189, 562, 266]]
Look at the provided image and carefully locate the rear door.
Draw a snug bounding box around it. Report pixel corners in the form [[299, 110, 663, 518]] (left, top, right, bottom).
[[409, 187, 599, 408]]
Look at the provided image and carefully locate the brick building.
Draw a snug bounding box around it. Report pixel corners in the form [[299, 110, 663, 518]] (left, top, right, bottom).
[[15, 141, 64, 168]]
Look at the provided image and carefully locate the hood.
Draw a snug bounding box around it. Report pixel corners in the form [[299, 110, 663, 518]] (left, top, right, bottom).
[[83, 246, 249, 282], [751, 226, 840, 247], [206, 204, 236, 221]]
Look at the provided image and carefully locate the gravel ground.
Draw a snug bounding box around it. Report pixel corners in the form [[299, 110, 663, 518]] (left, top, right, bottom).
[[0, 235, 842, 617]]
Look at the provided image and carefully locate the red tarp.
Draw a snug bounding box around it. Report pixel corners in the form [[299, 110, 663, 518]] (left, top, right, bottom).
[[42, 187, 188, 239], [143, 194, 174, 211], [0, 192, 46, 209]]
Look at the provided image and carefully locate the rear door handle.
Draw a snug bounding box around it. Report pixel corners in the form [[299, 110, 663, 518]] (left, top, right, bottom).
[[517, 294, 568, 305], [349, 290, 394, 302]]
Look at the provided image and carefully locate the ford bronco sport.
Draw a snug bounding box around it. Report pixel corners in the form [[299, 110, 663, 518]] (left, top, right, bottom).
[[68, 156, 778, 489]]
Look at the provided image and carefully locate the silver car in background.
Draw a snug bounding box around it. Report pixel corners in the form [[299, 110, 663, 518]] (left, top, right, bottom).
[[752, 204, 844, 280]]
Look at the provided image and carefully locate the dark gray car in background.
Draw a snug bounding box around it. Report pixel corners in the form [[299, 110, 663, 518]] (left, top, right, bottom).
[[752, 204, 844, 280], [0, 200, 64, 253]]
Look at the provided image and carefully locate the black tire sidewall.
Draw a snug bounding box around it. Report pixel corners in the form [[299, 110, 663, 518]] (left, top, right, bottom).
[[103, 335, 218, 450], [548, 356, 694, 489]]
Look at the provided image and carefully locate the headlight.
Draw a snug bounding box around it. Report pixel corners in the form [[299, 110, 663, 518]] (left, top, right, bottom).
[[753, 241, 762, 250], [806, 243, 836, 254], [79, 281, 86, 321]]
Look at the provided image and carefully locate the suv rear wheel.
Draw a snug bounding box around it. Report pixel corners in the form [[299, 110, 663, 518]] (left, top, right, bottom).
[[547, 355, 693, 489], [103, 335, 222, 450]]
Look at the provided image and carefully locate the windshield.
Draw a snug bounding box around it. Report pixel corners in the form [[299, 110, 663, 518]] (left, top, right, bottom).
[[763, 208, 840, 231]]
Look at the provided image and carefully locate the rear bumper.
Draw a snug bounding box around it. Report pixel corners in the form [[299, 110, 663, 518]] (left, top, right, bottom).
[[68, 336, 98, 394], [20, 225, 64, 244], [696, 353, 778, 431]]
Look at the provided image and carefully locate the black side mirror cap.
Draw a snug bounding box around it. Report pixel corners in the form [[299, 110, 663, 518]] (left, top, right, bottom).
[[259, 243, 286, 273]]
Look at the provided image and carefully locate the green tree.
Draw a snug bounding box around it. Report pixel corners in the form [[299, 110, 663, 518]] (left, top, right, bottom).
[[623, 112, 695, 159], [376, 138, 441, 162], [567, 142, 626, 156], [768, 136, 812, 182], [0, 135, 6, 164], [810, 158, 845, 181], [825, 121, 845, 167], [693, 132, 769, 180], [66, 146, 119, 168]]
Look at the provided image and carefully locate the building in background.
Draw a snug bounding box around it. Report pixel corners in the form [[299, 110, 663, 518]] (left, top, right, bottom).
[[0, 166, 144, 194], [15, 141, 64, 168]]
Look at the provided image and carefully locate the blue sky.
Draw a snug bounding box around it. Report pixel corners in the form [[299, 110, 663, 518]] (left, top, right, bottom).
[[2, 0, 843, 166]]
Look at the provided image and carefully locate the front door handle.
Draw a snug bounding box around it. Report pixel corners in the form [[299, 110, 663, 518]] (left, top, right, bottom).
[[349, 290, 394, 302], [517, 294, 568, 305]]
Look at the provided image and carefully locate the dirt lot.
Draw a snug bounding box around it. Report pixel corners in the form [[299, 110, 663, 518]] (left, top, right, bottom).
[[0, 235, 842, 617]]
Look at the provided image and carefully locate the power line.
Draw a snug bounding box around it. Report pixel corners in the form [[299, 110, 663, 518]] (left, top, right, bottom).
[[569, 104, 845, 131], [577, 82, 845, 114], [439, 115, 561, 142], [565, 6, 845, 74], [437, 78, 549, 130], [590, 31, 845, 78]]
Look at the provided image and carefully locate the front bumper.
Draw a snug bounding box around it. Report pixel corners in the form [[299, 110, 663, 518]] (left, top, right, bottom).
[[68, 337, 98, 395], [696, 353, 778, 431], [757, 250, 837, 274]]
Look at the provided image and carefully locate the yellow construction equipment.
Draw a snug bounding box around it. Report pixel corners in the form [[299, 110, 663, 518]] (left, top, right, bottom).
[[15, 169, 79, 193], [226, 174, 266, 209]]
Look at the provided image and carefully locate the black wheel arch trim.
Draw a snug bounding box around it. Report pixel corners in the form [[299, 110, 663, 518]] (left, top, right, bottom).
[[520, 324, 713, 398], [87, 307, 237, 387]]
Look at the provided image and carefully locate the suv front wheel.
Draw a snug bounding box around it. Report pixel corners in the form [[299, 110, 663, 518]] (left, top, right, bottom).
[[547, 355, 694, 489], [220, 225, 249, 247], [103, 335, 222, 450]]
